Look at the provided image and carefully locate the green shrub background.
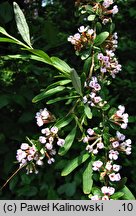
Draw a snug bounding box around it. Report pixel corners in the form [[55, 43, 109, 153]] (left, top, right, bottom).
[[0, 0, 136, 199]]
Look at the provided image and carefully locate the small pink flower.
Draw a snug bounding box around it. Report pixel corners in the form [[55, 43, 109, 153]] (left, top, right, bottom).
[[116, 131, 125, 141], [39, 136, 46, 144], [112, 5, 119, 15], [83, 136, 89, 143], [112, 141, 119, 148], [113, 164, 121, 172], [92, 160, 103, 171], [93, 149, 99, 154], [91, 195, 100, 200], [109, 150, 119, 160], [57, 139, 65, 147], [94, 96, 102, 103], [21, 143, 29, 150], [41, 128, 50, 136], [78, 25, 88, 33], [102, 195, 109, 200], [87, 128, 94, 136], [86, 145, 93, 152], [47, 158, 55, 164], [45, 143, 53, 150], [50, 126, 58, 134], [109, 173, 121, 181], [97, 142, 104, 149], [105, 161, 112, 171]]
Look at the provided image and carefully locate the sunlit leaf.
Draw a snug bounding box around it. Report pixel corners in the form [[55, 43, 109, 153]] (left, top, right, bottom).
[[61, 152, 90, 176], [70, 68, 82, 95], [94, 32, 109, 46], [13, 2, 32, 47], [32, 86, 65, 103], [55, 115, 74, 129], [121, 186, 135, 200], [46, 95, 79, 104], [83, 161, 93, 194]]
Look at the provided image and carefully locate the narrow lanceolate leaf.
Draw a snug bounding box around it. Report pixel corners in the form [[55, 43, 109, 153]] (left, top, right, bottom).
[[0, 37, 17, 43], [1, 54, 50, 64], [110, 192, 124, 200], [121, 186, 135, 200], [58, 126, 77, 156], [46, 95, 79, 105], [84, 104, 92, 119], [32, 86, 65, 103], [94, 32, 109, 46], [51, 57, 71, 74], [45, 80, 71, 91], [13, 2, 32, 47], [83, 161, 93, 194], [26, 49, 52, 65], [55, 115, 74, 129], [70, 68, 82, 96], [61, 152, 90, 176]]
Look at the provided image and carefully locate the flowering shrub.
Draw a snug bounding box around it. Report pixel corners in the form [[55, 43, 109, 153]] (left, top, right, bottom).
[[0, 1, 135, 200]]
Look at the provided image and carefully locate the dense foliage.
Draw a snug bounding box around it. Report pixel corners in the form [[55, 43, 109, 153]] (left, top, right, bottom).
[[0, 0, 136, 199]]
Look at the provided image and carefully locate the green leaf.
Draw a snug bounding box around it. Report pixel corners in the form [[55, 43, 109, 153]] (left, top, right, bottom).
[[103, 133, 110, 145], [111, 192, 124, 200], [2, 53, 51, 64], [121, 186, 135, 200], [61, 152, 90, 176], [83, 57, 92, 73], [94, 32, 109, 46], [55, 115, 74, 129], [51, 56, 71, 74], [0, 27, 30, 48], [102, 103, 110, 111], [58, 126, 77, 156], [70, 68, 82, 95], [84, 104, 92, 119], [13, 2, 32, 47], [45, 79, 71, 91], [108, 107, 117, 117], [32, 86, 65, 103], [46, 95, 79, 104], [26, 49, 52, 65], [0, 37, 18, 43], [0, 27, 9, 35], [91, 187, 102, 196], [83, 161, 93, 194], [87, 14, 96, 21]]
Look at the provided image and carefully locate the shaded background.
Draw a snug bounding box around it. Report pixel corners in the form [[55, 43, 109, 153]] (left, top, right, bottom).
[[0, 0, 136, 199]]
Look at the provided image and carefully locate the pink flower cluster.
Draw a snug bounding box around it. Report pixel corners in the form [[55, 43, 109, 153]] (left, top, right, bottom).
[[93, 0, 119, 25], [90, 129, 132, 196], [110, 131, 132, 156], [83, 76, 107, 107], [35, 108, 55, 127], [111, 105, 129, 129], [16, 143, 43, 174], [91, 186, 115, 200], [98, 50, 121, 78], [83, 128, 104, 155], [16, 108, 65, 173], [39, 126, 65, 164], [68, 26, 95, 51]]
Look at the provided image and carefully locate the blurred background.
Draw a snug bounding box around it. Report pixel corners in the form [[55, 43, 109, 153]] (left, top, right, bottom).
[[0, 0, 136, 199]]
